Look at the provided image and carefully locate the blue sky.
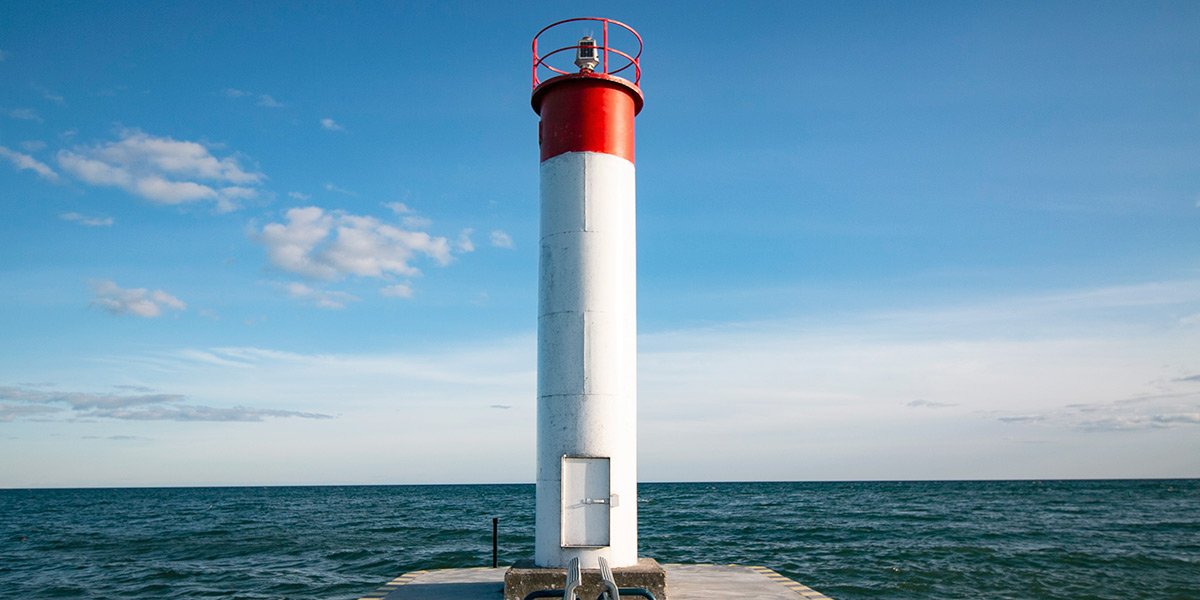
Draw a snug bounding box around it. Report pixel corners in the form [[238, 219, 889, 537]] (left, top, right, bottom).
[[1, 2, 1197, 487]]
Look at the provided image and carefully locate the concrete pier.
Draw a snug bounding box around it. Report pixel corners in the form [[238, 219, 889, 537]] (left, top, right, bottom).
[[357, 564, 833, 600]]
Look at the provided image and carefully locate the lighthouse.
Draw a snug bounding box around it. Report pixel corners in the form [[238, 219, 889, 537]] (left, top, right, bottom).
[[531, 18, 644, 570]]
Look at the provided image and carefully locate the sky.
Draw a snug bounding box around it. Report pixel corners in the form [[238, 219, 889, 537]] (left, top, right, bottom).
[[1, 1, 1198, 488]]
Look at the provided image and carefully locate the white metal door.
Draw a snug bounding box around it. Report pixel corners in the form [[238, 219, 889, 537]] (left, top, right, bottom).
[[561, 456, 611, 547]]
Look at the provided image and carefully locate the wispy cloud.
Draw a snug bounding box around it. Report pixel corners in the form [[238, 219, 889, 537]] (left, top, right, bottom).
[[154, 341, 534, 399], [113, 384, 155, 392], [33, 84, 65, 106], [0, 386, 184, 409], [456, 228, 475, 253], [323, 182, 354, 196], [256, 94, 284, 108], [281, 281, 358, 309], [87, 405, 331, 422], [0, 403, 64, 421], [874, 279, 1200, 336], [489, 229, 514, 249], [5, 107, 42, 122], [257, 206, 452, 282], [632, 277, 1200, 471], [56, 129, 264, 211], [60, 212, 114, 227], [91, 280, 186, 317], [0, 385, 331, 422], [0, 145, 58, 181], [907, 399, 956, 409], [221, 88, 284, 108], [1073, 414, 1200, 432], [320, 118, 345, 132], [998, 415, 1047, 423], [403, 215, 433, 229], [380, 283, 413, 299], [994, 391, 1200, 432], [288, 191, 310, 201]]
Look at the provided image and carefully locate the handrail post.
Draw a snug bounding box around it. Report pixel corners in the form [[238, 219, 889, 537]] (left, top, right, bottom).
[[491, 517, 499, 568], [532, 39, 539, 87], [603, 19, 609, 74]]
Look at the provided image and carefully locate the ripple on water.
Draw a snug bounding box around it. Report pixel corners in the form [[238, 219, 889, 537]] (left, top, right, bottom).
[[3, 481, 1200, 599]]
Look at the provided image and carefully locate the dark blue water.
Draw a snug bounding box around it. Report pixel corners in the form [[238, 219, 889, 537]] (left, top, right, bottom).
[[2, 480, 1197, 599]]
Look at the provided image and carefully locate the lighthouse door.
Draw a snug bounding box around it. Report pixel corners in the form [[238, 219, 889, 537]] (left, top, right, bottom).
[[561, 456, 611, 547]]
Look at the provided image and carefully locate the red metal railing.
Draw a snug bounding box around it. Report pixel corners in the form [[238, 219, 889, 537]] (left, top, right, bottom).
[[532, 17, 642, 88]]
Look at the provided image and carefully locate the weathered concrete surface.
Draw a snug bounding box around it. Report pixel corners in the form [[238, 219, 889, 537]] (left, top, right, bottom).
[[665, 564, 831, 599], [504, 557, 666, 600], [358, 563, 832, 600], [357, 567, 505, 599]]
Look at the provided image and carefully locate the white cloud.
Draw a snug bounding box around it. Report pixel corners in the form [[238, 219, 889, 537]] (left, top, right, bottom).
[[88, 404, 331, 421], [380, 283, 414, 299], [133, 176, 215, 203], [34, 85, 65, 106], [0, 385, 330, 422], [994, 399, 1200, 433], [907, 399, 956, 409], [259, 207, 336, 279], [60, 212, 114, 227], [258, 206, 452, 281], [282, 281, 358, 309], [320, 118, 345, 132], [385, 202, 412, 214], [0, 403, 63, 421], [56, 129, 264, 210], [0, 145, 58, 181], [323, 182, 355, 196], [490, 229, 514, 249], [456, 228, 475, 253], [288, 191, 311, 201], [20, 140, 47, 152], [256, 94, 284, 108], [403, 215, 433, 229], [5, 108, 41, 122], [628, 278, 1200, 480], [0, 385, 184, 409], [222, 88, 286, 108], [9, 274, 1200, 485], [91, 280, 186, 317]]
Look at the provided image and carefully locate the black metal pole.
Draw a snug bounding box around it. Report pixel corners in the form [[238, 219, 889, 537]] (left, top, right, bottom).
[[492, 517, 499, 568]]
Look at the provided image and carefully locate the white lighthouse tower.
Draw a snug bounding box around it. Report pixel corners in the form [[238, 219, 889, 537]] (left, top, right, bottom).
[[531, 18, 644, 570]]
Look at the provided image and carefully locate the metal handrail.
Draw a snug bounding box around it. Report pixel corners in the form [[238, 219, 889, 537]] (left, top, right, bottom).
[[532, 17, 643, 88]]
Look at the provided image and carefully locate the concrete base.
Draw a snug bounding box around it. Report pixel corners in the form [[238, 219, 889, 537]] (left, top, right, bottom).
[[503, 558, 667, 600]]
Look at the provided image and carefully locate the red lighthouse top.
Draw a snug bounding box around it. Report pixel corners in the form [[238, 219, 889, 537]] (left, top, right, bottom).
[[531, 17, 644, 163]]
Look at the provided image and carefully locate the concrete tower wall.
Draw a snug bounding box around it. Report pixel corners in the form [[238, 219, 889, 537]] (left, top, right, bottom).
[[535, 150, 637, 568]]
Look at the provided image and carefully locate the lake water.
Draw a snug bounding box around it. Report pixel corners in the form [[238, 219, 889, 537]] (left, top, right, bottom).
[[2, 480, 1197, 599]]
